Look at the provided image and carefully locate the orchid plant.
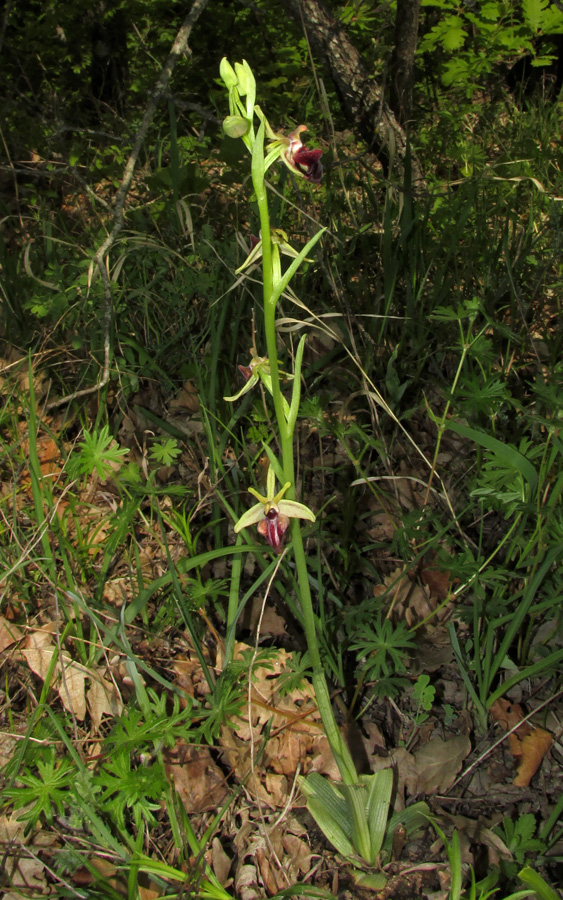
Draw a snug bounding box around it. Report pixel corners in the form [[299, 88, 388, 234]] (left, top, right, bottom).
[[219, 59, 417, 881], [220, 58, 356, 781]]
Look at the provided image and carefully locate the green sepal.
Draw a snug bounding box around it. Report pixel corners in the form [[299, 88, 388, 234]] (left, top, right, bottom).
[[223, 370, 259, 402], [278, 499, 315, 522], [233, 502, 265, 533], [234, 60, 256, 119]]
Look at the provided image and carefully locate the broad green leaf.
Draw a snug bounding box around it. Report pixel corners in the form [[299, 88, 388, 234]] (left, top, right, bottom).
[[363, 769, 393, 861], [518, 866, 560, 900], [300, 774, 350, 836], [339, 783, 371, 863]]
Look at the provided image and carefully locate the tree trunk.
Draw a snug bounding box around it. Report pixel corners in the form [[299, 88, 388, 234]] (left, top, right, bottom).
[[390, 0, 421, 126], [278, 0, 424, 185]]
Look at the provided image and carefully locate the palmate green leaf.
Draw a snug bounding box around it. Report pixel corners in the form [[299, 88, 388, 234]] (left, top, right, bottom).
[[69, 424, 129, 480]]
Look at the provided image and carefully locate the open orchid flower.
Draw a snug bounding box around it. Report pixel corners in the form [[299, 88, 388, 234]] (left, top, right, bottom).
[[224, 350, 292, 418], [223, 351, 270, 403], [234, 465, 315, 552], [272, 125, 323, 183]]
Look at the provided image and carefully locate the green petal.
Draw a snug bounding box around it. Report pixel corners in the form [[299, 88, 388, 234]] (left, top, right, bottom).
[[278, 500, 316, 522], [234, 503, 265, 532]]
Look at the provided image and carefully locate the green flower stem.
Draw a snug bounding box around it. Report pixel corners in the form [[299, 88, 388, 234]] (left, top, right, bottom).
[[252, 120, 358, 787]]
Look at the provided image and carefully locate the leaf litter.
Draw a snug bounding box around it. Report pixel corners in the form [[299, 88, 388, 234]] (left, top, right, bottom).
[[1, 367, 562, 898]]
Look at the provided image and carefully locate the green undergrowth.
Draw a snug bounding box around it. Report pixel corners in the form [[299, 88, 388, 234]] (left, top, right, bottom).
[[1, 42, 563, 900]]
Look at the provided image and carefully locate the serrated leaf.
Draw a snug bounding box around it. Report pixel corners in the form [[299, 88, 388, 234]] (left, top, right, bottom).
[[523, 0, 550, 31]]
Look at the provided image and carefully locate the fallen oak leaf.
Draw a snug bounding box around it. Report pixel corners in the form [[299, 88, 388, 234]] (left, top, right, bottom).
[[413, 734, 471, 794], [490, 699, 552, 786], [510, 728, 552, 787], [490, 699, 531, 734]]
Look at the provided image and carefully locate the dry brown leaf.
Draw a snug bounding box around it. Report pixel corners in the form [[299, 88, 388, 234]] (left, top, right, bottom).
[[240, 595, 287, 637], [413, 734, 471, 794], [87, 674, 123, 730], [0, 616, 23, 651], [211, 837, 233, 886], [164, 742, 228, 814], [213, 644, 341, 799], [169, 380, 200, 413], [374, 568, 434, 627], [490, 699, 552, 785], [441, 812, 513, 865], [490, 699, 530, 734], [420, 560, 451, 601], [389, 747, 419, 801], [511, 728, 553, 786], [20, 625, 108, 722], [415, 627, 453, 672], [282, 833, 312, 875], [21, 624, 56, 680], [58, 659, 86, 720], [0, 814, 49, 900]]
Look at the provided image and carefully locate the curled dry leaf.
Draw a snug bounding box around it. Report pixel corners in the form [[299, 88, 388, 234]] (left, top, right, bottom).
[[511, 729, 553, 786], [490, 699, 553, 787], [215, 643, 340, 806]]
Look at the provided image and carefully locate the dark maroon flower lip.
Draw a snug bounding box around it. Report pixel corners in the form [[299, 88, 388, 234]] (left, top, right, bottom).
[[258, 509, 290, 552], [293, 147, 323, 183]]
